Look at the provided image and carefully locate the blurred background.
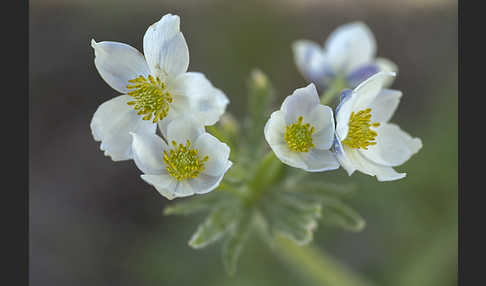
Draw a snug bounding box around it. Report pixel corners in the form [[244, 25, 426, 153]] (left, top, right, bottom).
[[29, 0, 457, 285]]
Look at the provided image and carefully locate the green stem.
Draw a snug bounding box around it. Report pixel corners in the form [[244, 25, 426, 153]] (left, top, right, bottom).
[[245, 152, 284, 206], [274, 235, 377, 286], [321, 76, 346, 106]]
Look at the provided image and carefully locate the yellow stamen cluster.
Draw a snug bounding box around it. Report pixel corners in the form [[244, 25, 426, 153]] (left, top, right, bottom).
[[342, 108, 380, 150], [126, 75, 172, 123], [284, 116, 315, 152], [163, 140, 208, 181]]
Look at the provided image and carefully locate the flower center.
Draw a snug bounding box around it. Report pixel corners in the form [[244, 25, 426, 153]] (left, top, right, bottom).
[[126, 75, 173, 123], [284, 116, 315, 152], [163, 140, 208, 181], [342, 108, 380, 150]]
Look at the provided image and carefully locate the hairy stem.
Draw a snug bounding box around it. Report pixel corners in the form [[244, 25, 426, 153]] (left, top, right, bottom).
[[274, 235, 377, 286]]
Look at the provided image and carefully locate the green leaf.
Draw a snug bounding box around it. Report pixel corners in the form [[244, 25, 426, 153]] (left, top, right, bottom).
[[222, 214, 253, 275], [163, 192, 226, 216], [288, 181, 357, 199], [261, 191, 321, 245], [188, 205, 239, 249], [320, 199, 366, 232]]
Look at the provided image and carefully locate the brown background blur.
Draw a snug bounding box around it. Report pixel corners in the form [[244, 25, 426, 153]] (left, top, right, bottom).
[[30, 0, 457, 285]]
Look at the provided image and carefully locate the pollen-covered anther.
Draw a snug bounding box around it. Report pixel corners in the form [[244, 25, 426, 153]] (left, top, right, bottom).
[[284, 116, 315, 152], [342, 108, 380, 150], [163, 140, 209, 181], [126, 75, 173, 123]]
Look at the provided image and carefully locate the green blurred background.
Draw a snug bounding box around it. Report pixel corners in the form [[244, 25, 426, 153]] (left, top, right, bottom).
[[29, 0, 457, 285]]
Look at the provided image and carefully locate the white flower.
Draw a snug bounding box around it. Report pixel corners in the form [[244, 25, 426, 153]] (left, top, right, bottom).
[[264, 83, 340, 172], [333, 72, 422, 181], [292, 22, 397, 90], [130, 116, 232, 200], [90, 14, 229, 161]]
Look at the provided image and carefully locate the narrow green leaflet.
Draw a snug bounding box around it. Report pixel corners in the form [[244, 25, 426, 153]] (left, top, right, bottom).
[[188, 205, 240, 249], [320, 198, 366, 232], [163, 191, 228, 216], [261, 191, 321, 245], [222, 213, 253, 275]]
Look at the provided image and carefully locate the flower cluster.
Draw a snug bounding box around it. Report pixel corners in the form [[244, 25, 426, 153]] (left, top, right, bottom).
[[91, 14, 231, 199], [90, 14, 422, 274]]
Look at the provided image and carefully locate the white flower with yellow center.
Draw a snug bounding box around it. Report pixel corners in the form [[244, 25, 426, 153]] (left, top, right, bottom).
[[130, 117, 232, 200], [264, 83, 339, 172], [90, 14, 228, 161], [293, 22, 397, 90], [334, 72, 422, 181]]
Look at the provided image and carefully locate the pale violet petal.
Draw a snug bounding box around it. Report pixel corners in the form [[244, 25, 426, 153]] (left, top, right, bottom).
[[352, 71, 396, 111], [130, 132, 168, 175], [335, 89, 353, 114], [368, 89, 402, 123], [345, 63, 380, 88], [325, 22, 376, 74], [359, 123, 422, 167], [141, 174, 179, 200], [375, 58, 398, 87], [292, 40, 334, 89], [91, 40, 150, 94], [143, 14, 181, 75], [345, 147, 406, 181], [195, 133, 231, 177], [190, 161, 233, 195], [335, 90, 358, 140], [264, 110, 287, 146], [299, 149, 340, 172], [306, 105, 335, 150], [173, 72, 229, 126], [90, 95, 156, 161], [165, 116, 205, 145], [281, 83, 320, 124]]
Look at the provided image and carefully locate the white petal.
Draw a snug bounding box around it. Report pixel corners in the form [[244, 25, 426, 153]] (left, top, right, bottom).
[[173, 72, 229, 126], [190, 161, 232, 194], [352, 71, 396, 111], [159, 32, 189, 77], [130, 132, 168, 174], [374, 58, 398, 87], [335, 91, 358, 140], [271, 144, 307, 170], [90, 95, 156, 161], [306, 105, 335, 150], [292, 40, 334, 88], [281, 83, 320, 124], [325, 22, 376, 73], [141, 174, 179, 200], [368, 89, 402, 123], [359, 123, 422, 167], [174, 180, 196, 197], [195, 133, 231, 177], [264, 110, 287, 146], [345, 146, 406, 181], [143, 14, 181, 75], [165, 116, 205, 145], [299, 149, 340, 172], [91, 40, 150, 93], [333, 138, 356, 176]]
